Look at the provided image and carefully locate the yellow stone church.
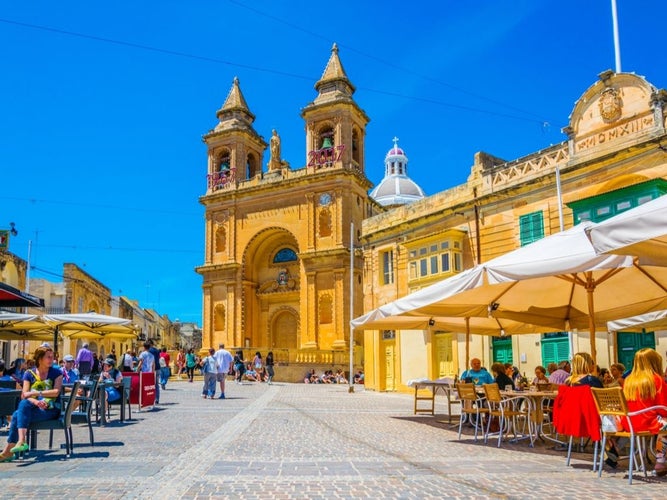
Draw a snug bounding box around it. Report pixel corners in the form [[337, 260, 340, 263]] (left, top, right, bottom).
[[198, 46, 667, 389]]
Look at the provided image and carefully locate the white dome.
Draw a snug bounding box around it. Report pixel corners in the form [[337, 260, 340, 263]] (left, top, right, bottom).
[[370, 138, 425, 207]]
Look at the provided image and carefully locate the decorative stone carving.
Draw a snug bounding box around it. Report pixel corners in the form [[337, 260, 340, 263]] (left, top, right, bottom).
[[598, 88, 623, 123]]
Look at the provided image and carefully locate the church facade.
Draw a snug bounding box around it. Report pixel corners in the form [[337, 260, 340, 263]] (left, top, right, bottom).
[[196, 45, 375, 369]]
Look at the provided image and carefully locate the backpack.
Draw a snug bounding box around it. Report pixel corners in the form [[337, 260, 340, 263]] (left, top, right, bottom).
[[159, 357, 167, 368]]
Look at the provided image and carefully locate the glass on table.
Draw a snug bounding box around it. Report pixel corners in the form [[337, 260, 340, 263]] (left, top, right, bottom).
[[504, 384, 513, 393], [529, 385, 537, 392]]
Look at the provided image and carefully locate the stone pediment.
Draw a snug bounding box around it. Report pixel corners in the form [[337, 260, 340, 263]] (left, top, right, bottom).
[[564, 71, 666, 162]]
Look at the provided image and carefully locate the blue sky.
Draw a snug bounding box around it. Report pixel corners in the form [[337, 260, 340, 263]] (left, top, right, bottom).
[[1, 1, 665, 325]]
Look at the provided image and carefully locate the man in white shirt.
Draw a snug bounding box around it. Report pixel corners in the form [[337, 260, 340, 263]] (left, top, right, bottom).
[[213, 344, 233, 399]]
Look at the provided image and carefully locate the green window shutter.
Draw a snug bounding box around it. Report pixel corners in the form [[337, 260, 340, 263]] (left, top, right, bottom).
[[541, 336, 570, 368], [519, 211, 544, 246], [492, 338, 513, 364]]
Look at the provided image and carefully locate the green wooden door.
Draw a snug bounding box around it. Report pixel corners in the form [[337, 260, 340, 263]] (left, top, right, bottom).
[[617, 332, 656, 370], [492, 337, 513, 364]]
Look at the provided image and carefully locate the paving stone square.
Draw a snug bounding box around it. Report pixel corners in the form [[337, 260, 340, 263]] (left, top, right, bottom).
[[0, 380, 665, 499]]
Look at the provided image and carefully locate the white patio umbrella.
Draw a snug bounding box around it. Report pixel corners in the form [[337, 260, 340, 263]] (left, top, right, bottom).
[[43, 312, 138, 351], [353, 223, 667, 362], [607, 309, 667, 333], [586, 194, 667, 265], [0, 311, 53, 341], [351, 310, 562, 367], [42, 312, 133, 330]]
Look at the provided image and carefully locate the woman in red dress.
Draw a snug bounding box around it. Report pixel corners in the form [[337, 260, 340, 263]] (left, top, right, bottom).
[[621, 348, 667, 476]]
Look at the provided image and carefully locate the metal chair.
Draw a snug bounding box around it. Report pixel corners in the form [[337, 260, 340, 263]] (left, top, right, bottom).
[[28, 381, 81, 457], [590, 386, 667, 484], [106, 377, 132, 422], [552, 384, 601, 470], [71, 379, 98, 446], [455, 383, 489, 442], [482, 383, 533, 447]]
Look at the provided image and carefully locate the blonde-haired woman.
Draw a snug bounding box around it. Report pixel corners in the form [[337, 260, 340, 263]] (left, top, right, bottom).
[[619, 348, 667, 475], [564, 352, 603, 388]]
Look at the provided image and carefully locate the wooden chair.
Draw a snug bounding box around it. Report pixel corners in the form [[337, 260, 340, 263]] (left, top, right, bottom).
[[28, 381, 81, 457], [591, 386, 667, 484], [483, 383, 533, 447], [455, 383, 489, 442]]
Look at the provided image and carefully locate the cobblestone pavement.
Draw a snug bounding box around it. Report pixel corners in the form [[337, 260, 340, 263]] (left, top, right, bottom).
[[0, 380, 665, 499]]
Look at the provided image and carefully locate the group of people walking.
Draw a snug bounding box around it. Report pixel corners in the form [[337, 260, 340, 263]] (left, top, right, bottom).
[[193, 345, 276, 399]]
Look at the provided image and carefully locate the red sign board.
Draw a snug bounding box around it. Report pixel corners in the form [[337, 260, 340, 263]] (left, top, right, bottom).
[[123, 371, 156, 408]]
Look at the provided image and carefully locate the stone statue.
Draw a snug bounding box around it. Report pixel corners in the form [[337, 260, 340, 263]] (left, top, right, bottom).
[[269, 129, 281, 171]]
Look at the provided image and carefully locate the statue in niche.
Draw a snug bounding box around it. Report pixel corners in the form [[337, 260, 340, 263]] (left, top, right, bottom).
[[268, 129, 281, 171]]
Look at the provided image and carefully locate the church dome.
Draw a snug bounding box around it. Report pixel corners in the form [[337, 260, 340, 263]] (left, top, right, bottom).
[[386, 145, 405, 157], [370, 138, 426, 207]]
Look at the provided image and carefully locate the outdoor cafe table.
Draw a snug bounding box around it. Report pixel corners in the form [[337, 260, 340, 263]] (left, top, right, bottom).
[[64, 380, 127, 426], [499, 389, 560, 444], [410, 380, 460, 423]]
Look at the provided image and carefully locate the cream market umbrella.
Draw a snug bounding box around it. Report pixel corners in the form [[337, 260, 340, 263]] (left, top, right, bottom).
[[353, 223, 667, 362], [607, 309, 667, 333], [0, 311, 53, 341], [43, 312, 137, 353], [351, 310, 562, 367], [586, 194, 667, 265]]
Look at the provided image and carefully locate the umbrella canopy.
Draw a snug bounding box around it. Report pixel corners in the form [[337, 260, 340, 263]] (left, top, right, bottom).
[[0, 311, 53, 341], [351, 310, 562, 369], [43, 312, 132, 330], [0, 282, 44, 308], [43, 312, 138, 343], [353, 223, 667, 362], [607, 309, 667, 333], [585, 194, 667, 265]]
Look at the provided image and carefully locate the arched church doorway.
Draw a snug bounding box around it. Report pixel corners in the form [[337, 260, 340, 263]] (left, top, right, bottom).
[[271, 310, 298, 350]]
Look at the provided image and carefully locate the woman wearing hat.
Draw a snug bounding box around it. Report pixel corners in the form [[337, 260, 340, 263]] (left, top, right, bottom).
[[99, 358, 123, 416]]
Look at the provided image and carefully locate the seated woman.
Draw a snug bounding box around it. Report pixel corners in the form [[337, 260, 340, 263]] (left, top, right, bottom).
[[532, 365, 549, 386], [99, 358, 123, 414], [243, 364, 259, 382], [564, 352, 603, 388], [0, 346, 63, 461], [608, 362, 626, 388], [491, 362, 514, 390], [608, 348, 667, 475]]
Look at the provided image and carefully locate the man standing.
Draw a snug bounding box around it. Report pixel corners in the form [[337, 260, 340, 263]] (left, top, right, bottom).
[[460, 358, 494, 385], [159, 347, 171, 390], [213, 344, 233, 399], [148, 340, 161, 404], [76, 343, 94, 377]]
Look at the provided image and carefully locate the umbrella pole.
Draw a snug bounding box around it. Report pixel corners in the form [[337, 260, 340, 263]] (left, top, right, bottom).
[[587, 284, 597, 363], [465, 317, 470, 371], [53, 325, 59, 361]]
